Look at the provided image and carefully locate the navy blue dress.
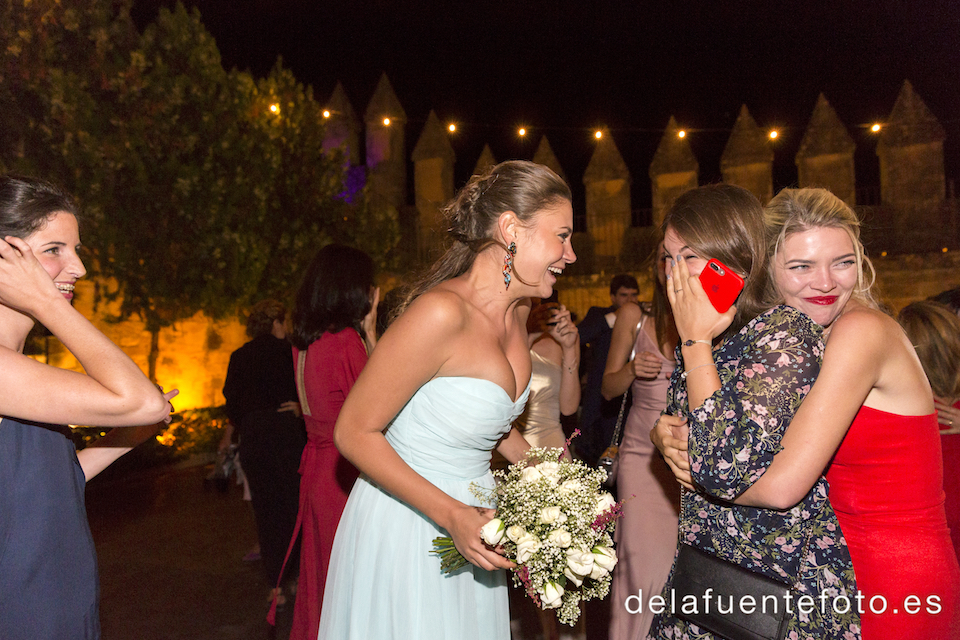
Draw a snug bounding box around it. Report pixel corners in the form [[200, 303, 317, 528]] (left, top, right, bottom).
[[0, 417, 100, 639]]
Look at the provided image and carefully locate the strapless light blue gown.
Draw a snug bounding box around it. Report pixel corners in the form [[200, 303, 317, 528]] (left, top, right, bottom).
[[318, 376, 530, 640]]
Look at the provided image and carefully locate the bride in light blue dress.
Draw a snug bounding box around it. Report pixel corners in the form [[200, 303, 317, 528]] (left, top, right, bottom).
[[318, 160, 578, 640]]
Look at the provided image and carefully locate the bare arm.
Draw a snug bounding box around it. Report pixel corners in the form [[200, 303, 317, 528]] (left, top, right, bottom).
[[333, 291, 516, 571], [601, 303, 643, 400], [496, 427, 533, 464], [540, 305, 581, 416], [0, 237, 171, 426], [77, 388, 179, 480]]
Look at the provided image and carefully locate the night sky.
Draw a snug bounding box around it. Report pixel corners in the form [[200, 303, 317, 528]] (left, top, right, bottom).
[[132, 0, 960, 222]]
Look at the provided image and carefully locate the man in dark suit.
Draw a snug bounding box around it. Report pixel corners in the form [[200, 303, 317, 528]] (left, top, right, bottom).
[[576, 274, 639, 465]]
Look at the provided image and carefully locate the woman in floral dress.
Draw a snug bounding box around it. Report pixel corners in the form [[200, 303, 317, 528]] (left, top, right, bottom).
[[646, 185, 860, 639]]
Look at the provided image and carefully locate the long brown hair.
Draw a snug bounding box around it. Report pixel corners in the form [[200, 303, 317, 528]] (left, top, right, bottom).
[[661, 184, 770, 339], [394, 160, 571, 319], [898, 300, 960, 400]]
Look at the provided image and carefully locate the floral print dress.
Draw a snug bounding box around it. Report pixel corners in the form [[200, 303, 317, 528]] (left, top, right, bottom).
[[648, 305, 861, 640]]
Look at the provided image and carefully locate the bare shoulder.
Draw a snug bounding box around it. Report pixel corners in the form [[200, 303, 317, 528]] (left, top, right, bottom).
[[828, 305, 897, 346], [393, 286, 469, 338], [615, 301, 644, 325]]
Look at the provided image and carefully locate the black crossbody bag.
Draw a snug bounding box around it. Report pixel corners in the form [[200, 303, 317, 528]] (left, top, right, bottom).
[[670, 491, 813, 640]]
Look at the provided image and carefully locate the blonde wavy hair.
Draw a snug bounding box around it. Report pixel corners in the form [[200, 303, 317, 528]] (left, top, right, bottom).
[[764, 188, 878, 309]]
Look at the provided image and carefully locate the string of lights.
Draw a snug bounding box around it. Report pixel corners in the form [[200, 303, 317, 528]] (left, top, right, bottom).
[[315, 109, 960, 143]]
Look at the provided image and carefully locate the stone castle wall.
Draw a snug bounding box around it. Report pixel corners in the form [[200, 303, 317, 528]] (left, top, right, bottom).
[[45, 251, 958, 412]]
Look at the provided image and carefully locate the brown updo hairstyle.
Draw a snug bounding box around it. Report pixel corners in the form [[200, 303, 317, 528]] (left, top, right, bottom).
[[898, 300, 960, 400], [394, 160, 571, 318], [660, 184, 770, 339]]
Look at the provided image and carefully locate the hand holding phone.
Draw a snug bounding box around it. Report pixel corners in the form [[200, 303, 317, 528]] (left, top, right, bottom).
[[698, 259, 744, 313]]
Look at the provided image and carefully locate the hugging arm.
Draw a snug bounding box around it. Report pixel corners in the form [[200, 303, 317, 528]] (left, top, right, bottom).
[[735, 312, 884, 509]]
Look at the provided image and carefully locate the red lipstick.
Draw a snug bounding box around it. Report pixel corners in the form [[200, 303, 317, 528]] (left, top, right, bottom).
[[805, 296, 838, 305]]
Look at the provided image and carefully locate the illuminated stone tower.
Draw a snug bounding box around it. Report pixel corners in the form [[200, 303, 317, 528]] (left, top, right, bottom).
[[364, 73, 407, 212], [877, 80, 947, 253], [721, 105, 773, 204], [583, 131, 631, 268], [322, 81, 361, 165], [411, 110, 456, 262], [533, 136, 568, 185], [795, 94, 856, 205], [878, 80, 945, 210], [649, 116, 699, 228], [473, 144, 497, 176]]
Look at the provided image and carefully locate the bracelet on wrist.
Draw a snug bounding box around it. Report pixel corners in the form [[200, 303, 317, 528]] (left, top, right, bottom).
[[681, 339, 712, 348]]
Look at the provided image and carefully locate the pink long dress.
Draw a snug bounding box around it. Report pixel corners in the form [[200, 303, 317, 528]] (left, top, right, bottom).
[[609, 319, 680, 640]]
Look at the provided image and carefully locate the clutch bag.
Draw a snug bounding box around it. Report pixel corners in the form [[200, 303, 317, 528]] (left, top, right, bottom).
[[672, 543, 791, 640]]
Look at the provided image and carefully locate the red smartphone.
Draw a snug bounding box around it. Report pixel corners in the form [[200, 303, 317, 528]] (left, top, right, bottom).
[[699, 259, 744, 313]]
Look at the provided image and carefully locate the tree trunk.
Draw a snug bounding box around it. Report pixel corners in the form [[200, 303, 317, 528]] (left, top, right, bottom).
[[148, 329, 160, 383]]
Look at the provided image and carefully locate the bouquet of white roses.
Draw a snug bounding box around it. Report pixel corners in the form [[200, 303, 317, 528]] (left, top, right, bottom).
[[432, 445, 622, 626]]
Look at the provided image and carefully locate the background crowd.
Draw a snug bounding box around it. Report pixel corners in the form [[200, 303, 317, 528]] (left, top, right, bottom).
[[2, 164, 959, 640]]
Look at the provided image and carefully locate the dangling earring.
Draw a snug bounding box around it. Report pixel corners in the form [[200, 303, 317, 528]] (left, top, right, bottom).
[[503, 242, 517, 289]]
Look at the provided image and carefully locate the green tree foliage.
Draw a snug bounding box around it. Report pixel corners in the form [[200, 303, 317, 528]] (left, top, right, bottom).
[[0, 0, 137, 178], [3, 1, 400, 379], [250, 62, 399, 297]]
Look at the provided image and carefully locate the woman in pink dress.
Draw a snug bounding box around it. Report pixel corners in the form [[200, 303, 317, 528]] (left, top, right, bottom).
[[601, 244, 679, 640], [279, 244, 378, 640]]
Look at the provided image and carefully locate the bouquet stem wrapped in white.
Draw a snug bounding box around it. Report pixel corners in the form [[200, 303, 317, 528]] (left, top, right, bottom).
[[431, 444, 623, 626]]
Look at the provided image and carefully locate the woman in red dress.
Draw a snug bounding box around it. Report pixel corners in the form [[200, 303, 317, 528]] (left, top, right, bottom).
[[281, 244, 378, 640], [656, 188, 960, 639]]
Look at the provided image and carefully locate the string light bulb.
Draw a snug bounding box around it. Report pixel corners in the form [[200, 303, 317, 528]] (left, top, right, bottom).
[[322, 110, 331, 118], [383, 117, 391, 126], [871, 123, 882, 133], [269, 103, 280, 114], [448, 123, 456, 133], [518, 127, 527, 137], [677, 130, 686, 138], [769, 130, 779, 140], [594, 130, 603, 140]]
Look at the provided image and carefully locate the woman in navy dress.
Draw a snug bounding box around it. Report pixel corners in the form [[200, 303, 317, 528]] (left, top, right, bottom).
[[0, 175, 175, 640]]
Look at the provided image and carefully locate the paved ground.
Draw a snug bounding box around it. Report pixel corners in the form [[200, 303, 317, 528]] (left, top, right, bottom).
[[87, 462, 294, 640], [86, 462, 611, 640]]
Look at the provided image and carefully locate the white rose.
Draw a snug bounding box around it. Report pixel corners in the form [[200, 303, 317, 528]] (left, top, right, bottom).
[[547, 528, 573, 548], [538, 581, 564, 609], [515, 533, 542, 564], [480, 518, 505, 546], [539, 506, 566, 524], [559, 479, 582, 493], [506, 525, 526, 544], [563, 548, 595, 586], [589, 545, 618, 579], [521, 466, 544, 483], [596, 492, 616, 515], [536, 461, 561, 483]]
